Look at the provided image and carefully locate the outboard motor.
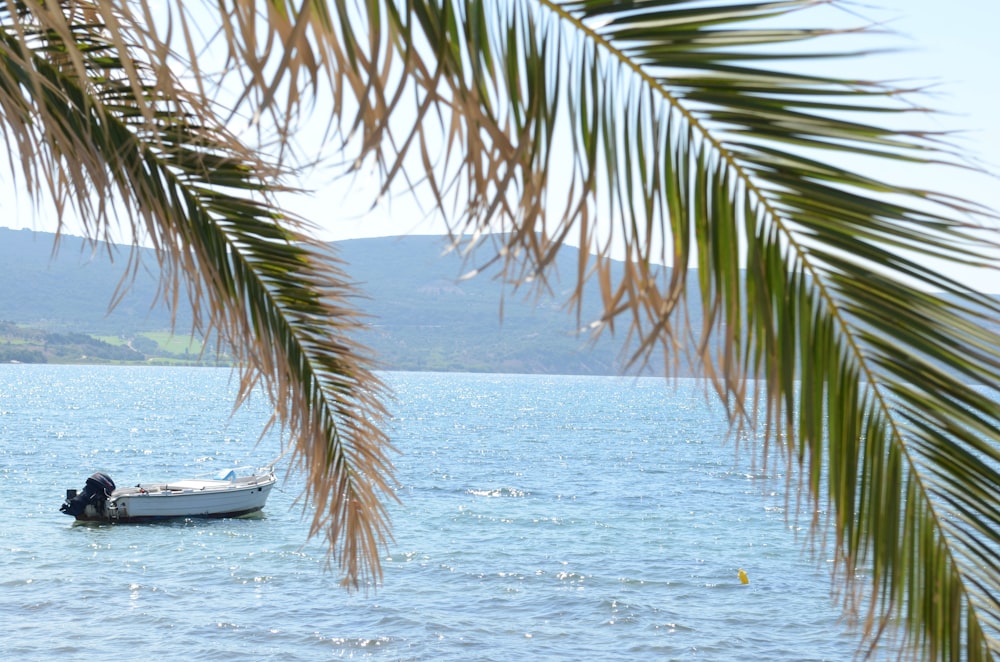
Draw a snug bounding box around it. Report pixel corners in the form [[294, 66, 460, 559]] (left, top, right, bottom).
[[60, 472, 116, 519]]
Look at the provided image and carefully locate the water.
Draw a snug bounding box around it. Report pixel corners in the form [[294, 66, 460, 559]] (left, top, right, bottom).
[[1, 366, 871, 660]]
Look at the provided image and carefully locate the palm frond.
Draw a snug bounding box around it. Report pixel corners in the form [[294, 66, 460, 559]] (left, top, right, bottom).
[[431, 2, 1000, 657], [11, 0, 1000, 656], [0, 1, 395, 587], [148, 0, 1000, 657]]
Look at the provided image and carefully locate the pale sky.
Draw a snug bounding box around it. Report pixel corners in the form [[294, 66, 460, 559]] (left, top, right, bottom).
[[2, 1, 998, 290]]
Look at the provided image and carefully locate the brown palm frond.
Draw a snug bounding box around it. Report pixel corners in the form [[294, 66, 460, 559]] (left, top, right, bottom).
[[0, 1, 395, 587]]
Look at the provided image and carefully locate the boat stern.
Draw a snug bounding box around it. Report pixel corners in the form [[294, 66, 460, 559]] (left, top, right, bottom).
[[60, 472, 116, 521]]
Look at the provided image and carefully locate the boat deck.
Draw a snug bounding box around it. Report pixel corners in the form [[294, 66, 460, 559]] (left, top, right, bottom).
[[112, 473, 274, 497]]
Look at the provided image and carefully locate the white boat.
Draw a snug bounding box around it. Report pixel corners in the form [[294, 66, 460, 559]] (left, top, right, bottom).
[[60, 468, 276, 522]]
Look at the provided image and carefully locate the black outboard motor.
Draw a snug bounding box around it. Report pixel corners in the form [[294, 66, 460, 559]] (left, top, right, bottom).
[[60, 472, 116, 519]]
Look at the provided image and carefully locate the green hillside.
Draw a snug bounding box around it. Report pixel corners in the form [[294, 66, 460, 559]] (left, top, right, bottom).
[[0, 228, 191, 333], [0, 228, 665, 374]]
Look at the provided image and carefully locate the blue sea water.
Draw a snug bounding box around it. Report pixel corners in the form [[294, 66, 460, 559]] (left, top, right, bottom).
[[0, 365, 877, 660]]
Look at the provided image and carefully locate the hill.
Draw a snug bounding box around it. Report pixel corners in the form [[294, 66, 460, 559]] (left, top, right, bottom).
[[4, 228, 996, 375], [0, 228, 190, 333], [0, 228, 666, 374], [337, 235, 657, 373]]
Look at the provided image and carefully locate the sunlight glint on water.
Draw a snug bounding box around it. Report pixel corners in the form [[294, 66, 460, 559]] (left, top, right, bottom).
[[1, 366, 869, 660]]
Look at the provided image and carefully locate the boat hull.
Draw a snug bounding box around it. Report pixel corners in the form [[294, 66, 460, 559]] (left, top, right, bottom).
[[70, 473, 276, 523]]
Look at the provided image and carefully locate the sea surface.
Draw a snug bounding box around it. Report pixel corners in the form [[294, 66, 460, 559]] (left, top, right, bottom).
[[1, 365, 879, 660]]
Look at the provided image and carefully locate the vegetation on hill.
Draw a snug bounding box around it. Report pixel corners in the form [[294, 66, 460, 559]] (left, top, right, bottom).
[[0, 320, 223, 365]]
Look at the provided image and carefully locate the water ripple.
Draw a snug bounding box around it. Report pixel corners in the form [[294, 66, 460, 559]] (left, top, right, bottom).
[[0, 366, 882, 660]]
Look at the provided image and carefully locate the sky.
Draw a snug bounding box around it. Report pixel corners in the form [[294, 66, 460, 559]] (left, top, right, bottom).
[[2, 1, 998, 290]]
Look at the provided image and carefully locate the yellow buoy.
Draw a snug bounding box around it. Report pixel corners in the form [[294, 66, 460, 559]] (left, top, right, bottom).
[[738, 568, 749, 585]]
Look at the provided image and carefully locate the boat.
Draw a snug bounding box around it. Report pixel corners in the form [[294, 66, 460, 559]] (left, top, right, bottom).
[[60, 467, 277, 522]]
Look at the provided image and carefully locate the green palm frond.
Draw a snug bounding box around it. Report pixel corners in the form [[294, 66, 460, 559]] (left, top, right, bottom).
[[146, 0, 1000, 657], [422, 3, 1000, 657], [0, 2, 395, 587]]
